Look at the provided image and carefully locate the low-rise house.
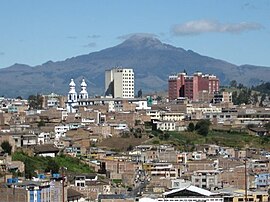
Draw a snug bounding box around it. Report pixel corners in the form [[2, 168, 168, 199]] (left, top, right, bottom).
[[219, 165, 254, 189], [74, 174, 98, 187], [34, 144, 59, 157], [103, 159, 139, 180], [37, 132, 52, 144], [250, 159, 270, 173], [71, 176, 111, 201], [248, 127, 269, 136], [237, 107, 270, 125], [195, 144, 220, 156], [186, 159, 217, 173], [188, 151, 207, 161], [0, 154, 25, 174], [153, 121, 176, 131], [54, 124, 70, 139], [191, 170, 220, 190], [67, 188, 84, 202], [148, 162, 178, 179], [255, 173, 270, 190], [218, 187, 269, 202], [160, 112, 185, 121], [0, 179, 53, 202]]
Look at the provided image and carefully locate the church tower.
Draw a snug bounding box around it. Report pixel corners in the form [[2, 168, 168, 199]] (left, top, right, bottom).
[[66, 79, 78, 113], [79, 78, 88, 99]]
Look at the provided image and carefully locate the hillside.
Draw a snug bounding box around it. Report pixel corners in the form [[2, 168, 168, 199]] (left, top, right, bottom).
[[0, 35, 270, 98]]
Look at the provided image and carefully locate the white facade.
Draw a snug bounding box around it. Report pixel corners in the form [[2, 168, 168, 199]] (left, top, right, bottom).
[[54, 125, 70, 139], [105, 68, 134, 98], [134, 100, 151, 110], [161, 112, 185, 121], [66, 78, 89, 113], [66, 79, 78, 113], [38, 132, 51, 144], [147, 110, 162, 120], [79, 78, 88, 99], [155, 121, 176, 131]]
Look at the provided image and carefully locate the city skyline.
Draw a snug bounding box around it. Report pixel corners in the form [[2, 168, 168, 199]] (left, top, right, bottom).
[[0, 0, 270, 69]]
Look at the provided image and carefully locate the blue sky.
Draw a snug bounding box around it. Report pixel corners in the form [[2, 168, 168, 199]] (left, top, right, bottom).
[[0, 0, 270, 68]]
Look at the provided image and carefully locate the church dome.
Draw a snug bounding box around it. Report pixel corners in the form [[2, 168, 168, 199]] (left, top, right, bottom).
[[69, 79, 76, 87], [81, 78, 87, 87]]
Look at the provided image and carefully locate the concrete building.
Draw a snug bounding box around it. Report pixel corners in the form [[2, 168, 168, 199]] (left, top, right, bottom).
[[105, 68, 134, 98], [191, 170, 220, 190], [168, 72, 219, 101]]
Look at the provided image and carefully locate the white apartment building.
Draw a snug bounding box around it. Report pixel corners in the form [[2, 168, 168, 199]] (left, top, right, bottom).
[[105, 68, 134, 98]]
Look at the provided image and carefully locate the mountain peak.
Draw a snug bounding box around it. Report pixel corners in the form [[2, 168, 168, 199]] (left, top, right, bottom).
[[118, 34, 174, 50]]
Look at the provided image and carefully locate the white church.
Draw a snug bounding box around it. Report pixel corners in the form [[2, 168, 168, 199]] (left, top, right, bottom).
[[66, 78, 88, 113]]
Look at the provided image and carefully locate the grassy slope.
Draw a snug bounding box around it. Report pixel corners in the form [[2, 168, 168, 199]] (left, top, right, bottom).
[[149, 130, 270, 151], [12, 152, 93, 175]]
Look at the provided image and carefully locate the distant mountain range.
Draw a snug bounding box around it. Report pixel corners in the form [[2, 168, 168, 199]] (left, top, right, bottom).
[[0, 35, 269, 98]]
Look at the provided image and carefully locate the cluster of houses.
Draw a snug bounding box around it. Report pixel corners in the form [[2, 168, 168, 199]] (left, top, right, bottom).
[[0, 77, 270, 201]]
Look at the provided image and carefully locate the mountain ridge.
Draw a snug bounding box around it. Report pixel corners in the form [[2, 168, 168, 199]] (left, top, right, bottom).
[[0, 36, 269, 98]]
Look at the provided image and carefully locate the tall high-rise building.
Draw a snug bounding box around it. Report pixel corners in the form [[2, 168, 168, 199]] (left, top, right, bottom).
[[105, 68, 134, 98], [168, 72, 219, 101], [168, 73, 185, 101]]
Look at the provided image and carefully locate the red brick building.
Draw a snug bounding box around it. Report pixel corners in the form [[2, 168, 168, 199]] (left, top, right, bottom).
[[168, 72, 219, 101]]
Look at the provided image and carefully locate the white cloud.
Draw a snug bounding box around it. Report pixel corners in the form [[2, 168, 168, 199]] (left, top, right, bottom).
[[83, 42, 96, 48], [117, 33, 158, 40], [172, 19, 263, 36]]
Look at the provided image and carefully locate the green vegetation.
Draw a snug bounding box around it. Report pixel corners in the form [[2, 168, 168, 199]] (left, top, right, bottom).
[[55, 154, 93, 174], [252, 82, 270, 95], [187, 122, 195, 132], [28, 94, 43, 109], [226, 81, 270, 106], [150, 130, 270, 151], [12, 151, 93, 179], [37, 119, 45, 127], [1, 141, 12, 155], [195, 119, 211, 136], [112, 179, 122, 184]]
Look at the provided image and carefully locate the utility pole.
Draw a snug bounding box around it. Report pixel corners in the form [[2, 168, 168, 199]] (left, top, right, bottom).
[[244, 151, 248, 202], [61, 167, 65, 202]]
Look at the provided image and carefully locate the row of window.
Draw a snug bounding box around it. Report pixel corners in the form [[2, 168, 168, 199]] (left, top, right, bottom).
[[123, 80, 134, 83]]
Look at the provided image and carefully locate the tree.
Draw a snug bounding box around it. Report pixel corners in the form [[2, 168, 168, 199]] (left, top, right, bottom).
[[127, 145, 133, 151], [230, 80, 237, 88], [24, 158, 36, 179], [28, 94, 43, 109], [259, 94, 266, 107], [232, 91, 238, 105], [137, 89, 142, 98], [1, 141, 12, 155], [264, 122, 270, 131], [156, 96, 162, 102], [45, 157, 60, 174], [38, 119, 45, 127], [164, 133, 170, 140], [238, 83, 245, 89], [195, 120, 211, 136], [187, 122, 195, 132], [252, 93, 259, 105]]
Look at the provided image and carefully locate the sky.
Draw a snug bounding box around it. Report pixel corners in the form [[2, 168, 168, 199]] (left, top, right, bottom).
[[0, 0, 270, 69]]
